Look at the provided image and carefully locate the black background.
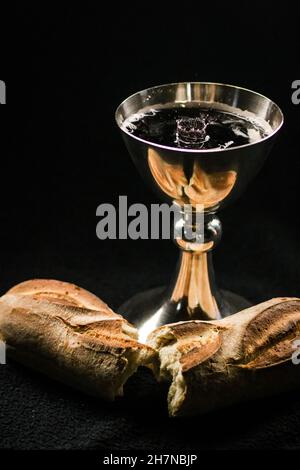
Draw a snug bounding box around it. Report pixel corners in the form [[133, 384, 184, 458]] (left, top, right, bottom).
[[0, 2, 300, 450]]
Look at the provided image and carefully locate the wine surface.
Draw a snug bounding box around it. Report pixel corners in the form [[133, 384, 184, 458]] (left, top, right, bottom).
[[123, 105, 270, 150]]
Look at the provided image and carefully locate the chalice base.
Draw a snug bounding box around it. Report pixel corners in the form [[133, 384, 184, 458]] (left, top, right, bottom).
[[118, 286, 251, 341]]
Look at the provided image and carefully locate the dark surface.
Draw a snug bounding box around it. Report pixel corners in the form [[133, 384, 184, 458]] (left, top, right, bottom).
[[0, 3, 300, 450]]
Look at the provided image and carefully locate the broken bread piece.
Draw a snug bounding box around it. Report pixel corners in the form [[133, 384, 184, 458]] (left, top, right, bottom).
[[148, 298, 300, 416], [0, 279, 156, 400]]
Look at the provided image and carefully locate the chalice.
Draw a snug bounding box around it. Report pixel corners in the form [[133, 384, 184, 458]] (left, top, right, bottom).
[[115, 82, 283, 339]]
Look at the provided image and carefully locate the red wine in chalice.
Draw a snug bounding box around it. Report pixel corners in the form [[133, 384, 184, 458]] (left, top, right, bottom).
[[123, 105, 271, 150]]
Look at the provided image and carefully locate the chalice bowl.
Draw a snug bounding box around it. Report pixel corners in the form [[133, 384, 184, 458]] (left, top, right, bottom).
[[115, 82, 283, 339]]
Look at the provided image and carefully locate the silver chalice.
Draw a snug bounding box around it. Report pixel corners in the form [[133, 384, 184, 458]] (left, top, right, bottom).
[[115, 82, 283, 338]]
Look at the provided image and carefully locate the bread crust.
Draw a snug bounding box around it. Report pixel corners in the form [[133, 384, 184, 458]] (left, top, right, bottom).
[[0, 280, 156, 401], [7, 278, 114, 312]]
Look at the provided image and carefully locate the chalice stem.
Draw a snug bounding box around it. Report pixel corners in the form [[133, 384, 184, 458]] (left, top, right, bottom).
[[170, 250, 221, 320]]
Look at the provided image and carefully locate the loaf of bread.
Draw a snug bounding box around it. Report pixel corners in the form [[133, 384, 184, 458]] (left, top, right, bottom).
[[147, 298, 300, 416], [2, 281, 300, 416], [0, 279, 156, 400]]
